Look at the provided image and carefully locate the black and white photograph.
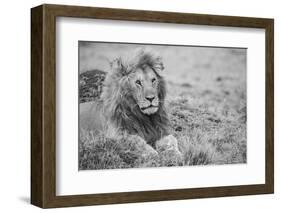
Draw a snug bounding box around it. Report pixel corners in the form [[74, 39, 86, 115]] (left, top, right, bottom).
[[27, 2, 275, 208], [78, 42, 247, 170]]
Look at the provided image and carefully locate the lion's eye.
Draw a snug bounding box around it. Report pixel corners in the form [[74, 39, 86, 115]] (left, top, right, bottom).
[[135, 80, 142, 86], [152, 78, 156, 83]]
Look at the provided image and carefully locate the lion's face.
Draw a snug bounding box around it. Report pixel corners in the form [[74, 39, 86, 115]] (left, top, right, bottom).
[[129, 65, 160, 115]]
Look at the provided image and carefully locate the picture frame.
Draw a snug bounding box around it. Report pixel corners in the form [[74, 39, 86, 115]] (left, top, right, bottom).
[[31, 4, 274, 208]]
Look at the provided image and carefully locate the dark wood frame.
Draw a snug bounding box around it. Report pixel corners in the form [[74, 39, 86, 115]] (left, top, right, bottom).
[[31, 4, 274, 208]]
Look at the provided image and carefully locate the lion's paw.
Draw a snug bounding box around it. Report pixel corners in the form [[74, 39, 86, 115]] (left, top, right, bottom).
[[121, 135, 160, 167], [155, 135, 179, 151], [155, 135, 183, 166]]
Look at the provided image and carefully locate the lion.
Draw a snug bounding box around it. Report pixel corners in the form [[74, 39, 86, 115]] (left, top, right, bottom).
[[80, 48, 182, 164]]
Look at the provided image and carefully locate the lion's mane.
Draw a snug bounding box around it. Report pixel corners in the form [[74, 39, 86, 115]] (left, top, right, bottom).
[[101, 48, 169, 147]]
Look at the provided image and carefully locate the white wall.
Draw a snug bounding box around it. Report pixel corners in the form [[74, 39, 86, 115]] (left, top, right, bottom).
[[0, 0, 279, 212]]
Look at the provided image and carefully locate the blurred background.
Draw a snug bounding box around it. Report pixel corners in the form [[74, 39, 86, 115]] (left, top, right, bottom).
[[79, 42, 246, 116]]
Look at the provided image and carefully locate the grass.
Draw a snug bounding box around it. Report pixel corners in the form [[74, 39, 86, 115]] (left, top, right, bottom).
[[79, 43, 247, 170], [79, 130, 160, 170]]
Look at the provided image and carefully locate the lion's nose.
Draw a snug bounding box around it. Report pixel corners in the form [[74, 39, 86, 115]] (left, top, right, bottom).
[[145, 96, 155, 103]]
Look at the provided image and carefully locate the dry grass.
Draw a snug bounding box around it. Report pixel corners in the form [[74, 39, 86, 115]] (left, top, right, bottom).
[[79, 130, 160, 169], [79, 43, 247, 170]]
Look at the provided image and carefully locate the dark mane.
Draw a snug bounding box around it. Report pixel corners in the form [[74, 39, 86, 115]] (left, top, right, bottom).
[[112, 75, 169, 147]]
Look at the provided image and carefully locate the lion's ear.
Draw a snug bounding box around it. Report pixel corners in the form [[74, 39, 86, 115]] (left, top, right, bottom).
[[110, 58, 127, 75], [153, 57, 164, 74], [110, 58, 122, 70]]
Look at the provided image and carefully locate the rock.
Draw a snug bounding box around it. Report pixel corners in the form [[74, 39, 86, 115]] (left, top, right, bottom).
[[79, 69, 106, 103]]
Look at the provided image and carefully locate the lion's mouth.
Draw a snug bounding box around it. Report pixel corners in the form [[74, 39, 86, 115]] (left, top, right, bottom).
[[140, 105, 158, 110], [140, 105, 159, 115]]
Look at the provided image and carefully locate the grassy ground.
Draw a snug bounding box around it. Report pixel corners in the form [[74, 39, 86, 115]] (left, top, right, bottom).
[[79, 42, 247, 170]]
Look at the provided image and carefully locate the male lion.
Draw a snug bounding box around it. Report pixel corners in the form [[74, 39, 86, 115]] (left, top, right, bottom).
[[80, 48, 182, 165]]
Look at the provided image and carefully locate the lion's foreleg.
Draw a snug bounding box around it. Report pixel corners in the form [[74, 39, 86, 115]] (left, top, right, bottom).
[[155, 135, 183, 166], [119, 134, 160, 167]]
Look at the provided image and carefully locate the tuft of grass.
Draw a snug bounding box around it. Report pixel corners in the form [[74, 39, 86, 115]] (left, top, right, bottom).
[[79, 130, 126, 170], [177, 130, 217, 166], [79, 130, 161, 170]]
